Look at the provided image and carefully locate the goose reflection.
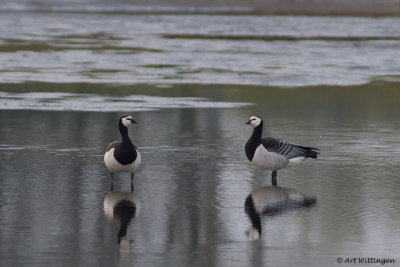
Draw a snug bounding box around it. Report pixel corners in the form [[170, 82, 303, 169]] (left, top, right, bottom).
[[103, 185, 139, 245], [244, 185, 316, 240]]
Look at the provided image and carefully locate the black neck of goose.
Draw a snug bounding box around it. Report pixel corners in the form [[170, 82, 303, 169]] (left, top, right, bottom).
[[252, 121, 263, 142], [119, 121, 132, 143], [245, 121, 263, 161]]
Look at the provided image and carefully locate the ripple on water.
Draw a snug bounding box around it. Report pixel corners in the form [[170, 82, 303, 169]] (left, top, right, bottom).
[[0, 92, 252, 112]]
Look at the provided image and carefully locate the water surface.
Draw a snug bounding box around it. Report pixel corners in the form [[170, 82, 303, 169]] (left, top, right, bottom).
[[1, 5, 400, 267], [1, 83, 400, 266]]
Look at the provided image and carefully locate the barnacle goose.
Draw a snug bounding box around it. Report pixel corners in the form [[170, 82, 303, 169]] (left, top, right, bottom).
[[245, 116, 319, 186], [104, 115, 141, 190]]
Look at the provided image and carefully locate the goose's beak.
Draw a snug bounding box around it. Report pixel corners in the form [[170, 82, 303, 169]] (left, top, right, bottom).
[[245, 120, 251, 125], [130, 119, 137, 124]]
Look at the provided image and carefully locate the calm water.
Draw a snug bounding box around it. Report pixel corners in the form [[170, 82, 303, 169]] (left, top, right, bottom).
[[1, 84, 400, 267], [1, 4, 400, 267]]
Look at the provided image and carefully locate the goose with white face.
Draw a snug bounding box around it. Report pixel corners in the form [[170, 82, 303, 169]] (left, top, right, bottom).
[[245, 115, 319, 186], [121, 115, 136, 127], [246, 116, 262, 127], [104, 115, 140, 191]]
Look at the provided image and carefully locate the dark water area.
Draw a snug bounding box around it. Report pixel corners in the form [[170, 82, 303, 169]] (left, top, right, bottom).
[[1, 3, 400, 266]]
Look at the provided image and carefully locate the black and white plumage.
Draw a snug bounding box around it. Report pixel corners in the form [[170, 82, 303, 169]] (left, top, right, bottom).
[[245, 116, 319, 186], [104, 115, 141, 190]]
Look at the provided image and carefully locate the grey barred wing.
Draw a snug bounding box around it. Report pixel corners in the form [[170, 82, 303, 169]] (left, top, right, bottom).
[[261, 138, 319, 159]]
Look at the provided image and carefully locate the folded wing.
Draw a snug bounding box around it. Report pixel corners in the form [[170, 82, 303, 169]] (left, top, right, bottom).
[[261, 138, 319, 159]]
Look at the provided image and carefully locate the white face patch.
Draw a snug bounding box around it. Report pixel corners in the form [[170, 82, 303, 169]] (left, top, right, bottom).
[[121, 116, 134, 127], [248, 116, 262, 127]]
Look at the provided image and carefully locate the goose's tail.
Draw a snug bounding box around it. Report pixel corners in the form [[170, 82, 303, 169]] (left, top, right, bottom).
[[287, 145, 319, 166], [299, 145, 320, 159]]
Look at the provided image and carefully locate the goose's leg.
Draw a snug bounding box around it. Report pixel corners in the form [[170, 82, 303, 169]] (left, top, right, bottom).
[[271, 170, 277, 186], [131, 172, 135, 192]]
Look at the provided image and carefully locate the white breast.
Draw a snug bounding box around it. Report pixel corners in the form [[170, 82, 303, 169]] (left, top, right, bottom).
[[104, 148, 141, 174], [251, 145, 289, 170], [131, 150, 141, 171]]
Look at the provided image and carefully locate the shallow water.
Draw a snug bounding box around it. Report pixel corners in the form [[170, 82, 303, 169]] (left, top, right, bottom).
[[1, 5, 400, 267], [1, 83, 400, 266]]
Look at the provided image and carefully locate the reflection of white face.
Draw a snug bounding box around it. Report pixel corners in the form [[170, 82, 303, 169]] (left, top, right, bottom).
[[248, 116, 262, 127], [121, 116, 134, 127]]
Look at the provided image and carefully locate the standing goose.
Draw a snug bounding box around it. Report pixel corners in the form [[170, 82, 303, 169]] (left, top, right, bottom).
[[104, 115, 141, 190], [245, 116, 319, 186]]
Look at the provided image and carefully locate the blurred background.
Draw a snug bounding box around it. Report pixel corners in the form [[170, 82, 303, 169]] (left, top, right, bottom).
[[1, 0, 400, 15]]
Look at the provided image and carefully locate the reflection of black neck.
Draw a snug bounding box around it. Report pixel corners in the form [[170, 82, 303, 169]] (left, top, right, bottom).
[[114, 200, 136, 244], [245, 122, 263, 161], [244, 194, 261, 235]]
